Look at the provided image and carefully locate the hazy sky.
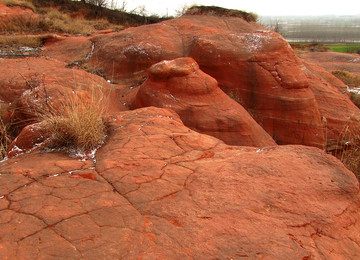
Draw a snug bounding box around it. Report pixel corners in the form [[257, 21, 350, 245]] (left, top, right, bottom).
[[119, 0, 360, 17]]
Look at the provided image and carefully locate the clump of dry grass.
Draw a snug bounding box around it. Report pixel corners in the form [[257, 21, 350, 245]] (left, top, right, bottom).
[[0, 35, 44, 47], [0, 15, 41, 33], [43, 87, 107, 152], [0, 7, 111, 35], [184, 5, 258, 22], [333, 125, 360, 180], [0, 109, 12, 160], [0, 0, 36, 12], [332, 70, 360, 88]]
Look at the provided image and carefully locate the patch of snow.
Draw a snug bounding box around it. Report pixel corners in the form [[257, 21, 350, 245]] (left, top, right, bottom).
[[347, 86, 360, 94], [48, 173, 61, 178], [19, 46, 40, 52]]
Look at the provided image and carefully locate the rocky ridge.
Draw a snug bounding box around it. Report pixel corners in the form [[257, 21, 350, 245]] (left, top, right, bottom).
[[0, 4, 359, 259]]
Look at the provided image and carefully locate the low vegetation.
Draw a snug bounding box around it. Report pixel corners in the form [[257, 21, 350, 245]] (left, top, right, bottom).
[[0, 8, 116, 35], [290, 42, 360, 54], [0, 35, 44, 47], [43, 87, 107, 152], [0, 113, 11, 160], [332, 70, 360, 87], [334, 125, 360, 180], [326, 44, 360, 54], [184, 5, 258, 22], [1, 0, 36, 12]]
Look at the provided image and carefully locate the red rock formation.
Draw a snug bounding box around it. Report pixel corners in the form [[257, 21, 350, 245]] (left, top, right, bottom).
[[0, 57, 126, 129], [0, 107, 358, 258], [87, 14, 326, 148], [131, 57, 276, 147], [0, 5, 359, 259], [304, 62, 360, 149], [42, 36, 93, 65], [7, 121, 51, 158]]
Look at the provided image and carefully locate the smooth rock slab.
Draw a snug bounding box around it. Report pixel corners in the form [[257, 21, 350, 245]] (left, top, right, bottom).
[[0, 107, 358, 259]]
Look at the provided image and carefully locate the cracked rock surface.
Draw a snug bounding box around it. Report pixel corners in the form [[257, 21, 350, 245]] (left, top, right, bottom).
[[0, 107, 359, 259]]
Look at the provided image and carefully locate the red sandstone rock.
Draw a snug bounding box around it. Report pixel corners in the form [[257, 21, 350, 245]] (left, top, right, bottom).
[[0, 107, 358, 259], [87, 14, 326, 148], [303, 62, 360, 150], [300, 51, 360, 77], [131, 57, 276, 147], [0, 57, 127, 127], [7, 121, 51, 158], [42, 36, 93, 65]]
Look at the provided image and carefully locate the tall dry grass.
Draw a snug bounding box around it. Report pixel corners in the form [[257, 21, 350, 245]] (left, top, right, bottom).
[[0, 108, 12, 160], [333, 125, 360, 180], [0, 7, 113, 35], [42, 85, 107, 152], [332, 70, 360, 88], [0, 35, 44, 47]]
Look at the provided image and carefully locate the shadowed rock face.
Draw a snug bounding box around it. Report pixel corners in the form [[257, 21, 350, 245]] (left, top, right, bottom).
[[87, 15, 327, 147], [131, 57, 276, 147], [0, 107, 359, 259]]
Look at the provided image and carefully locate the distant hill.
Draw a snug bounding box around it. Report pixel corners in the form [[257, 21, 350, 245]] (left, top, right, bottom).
[[260, 15, 360, 43]]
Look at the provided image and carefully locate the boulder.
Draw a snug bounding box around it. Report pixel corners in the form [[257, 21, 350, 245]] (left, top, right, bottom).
[[7, 121, 51, 158], [0, 107, 358, 259], [131, 57, 276, 147], [0, 57, 126, 130], [87, 13, 326, 148]]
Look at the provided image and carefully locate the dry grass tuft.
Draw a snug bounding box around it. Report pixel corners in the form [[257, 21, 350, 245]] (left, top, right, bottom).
[[0, 109, 12, 160], [0, 0, 36, 12], [332, 70, 360, 88], [43, 87, 107, 152], [0, 8, 111, 35], [184, 5, 258, 22], [0, 35, 44, 47], [333, 125, 360, 180]]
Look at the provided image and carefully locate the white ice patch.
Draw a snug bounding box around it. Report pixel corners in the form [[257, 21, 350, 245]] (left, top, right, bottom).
[[347, 86, 360, 93]]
